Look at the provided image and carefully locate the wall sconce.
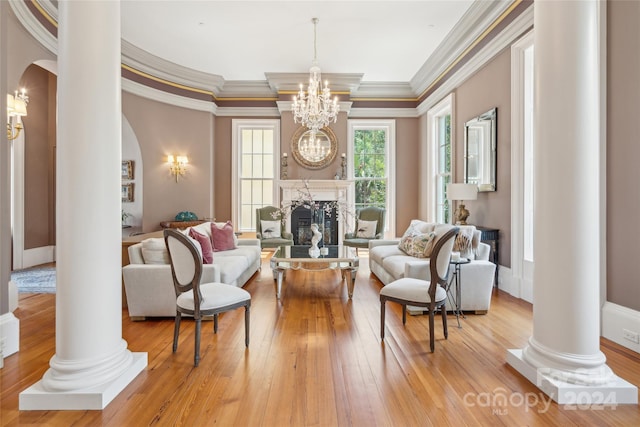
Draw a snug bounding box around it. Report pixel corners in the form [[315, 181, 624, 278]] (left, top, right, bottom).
[[168, 155, 188, 182], [7, 89, 28, 141]]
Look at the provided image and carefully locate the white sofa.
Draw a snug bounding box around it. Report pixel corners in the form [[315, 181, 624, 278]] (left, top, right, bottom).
[[123, 226, 261, 320], [369, 222, 496, 313]]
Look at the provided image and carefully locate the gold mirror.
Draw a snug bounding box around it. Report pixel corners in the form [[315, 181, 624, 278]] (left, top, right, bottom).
[[291, 126, 338, 169]]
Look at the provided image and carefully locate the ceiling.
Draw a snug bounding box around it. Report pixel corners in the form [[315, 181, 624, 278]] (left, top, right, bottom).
[[119, 1, 474, 83]]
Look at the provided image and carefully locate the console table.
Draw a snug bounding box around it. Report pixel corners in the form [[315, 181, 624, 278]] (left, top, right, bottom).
[[475, 226, 499, 287], [160, 220, 206, 229]]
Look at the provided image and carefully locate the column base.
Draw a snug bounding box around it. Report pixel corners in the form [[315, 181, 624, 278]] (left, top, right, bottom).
[[507, 349, 637, 405], [19, 352, 147, 410], [0, 311, 20, 358]]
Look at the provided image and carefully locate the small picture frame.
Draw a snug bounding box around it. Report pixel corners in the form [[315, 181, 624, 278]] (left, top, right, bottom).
[[122, 183, 134, 203], [121, 160, 134, 180]]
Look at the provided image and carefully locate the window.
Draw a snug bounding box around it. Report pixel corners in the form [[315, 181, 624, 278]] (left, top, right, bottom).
[[348, 120, 395, 236], [232, 120, 280, 232], [427, 94, 454, 223]]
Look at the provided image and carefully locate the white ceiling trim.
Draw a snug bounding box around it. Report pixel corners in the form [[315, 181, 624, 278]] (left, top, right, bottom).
[[410, 0, 514, 96], [417, 5, 534, 116], [122, 79, 217, 114], [348, 108, 419, 119], [215, 107, 280, 117], [9, 0, 57, 55]]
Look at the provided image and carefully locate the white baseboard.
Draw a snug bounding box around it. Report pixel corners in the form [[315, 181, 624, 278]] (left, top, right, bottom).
[[22, 245, 55, 269], [602, 302, 640, 354], [0, 312, 20, 360], [500, 266, 534, 303]]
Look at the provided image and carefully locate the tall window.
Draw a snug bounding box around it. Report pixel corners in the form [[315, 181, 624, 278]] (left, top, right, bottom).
[[232, 120, 280, 232], [427, 94, 454, 223], [348, 120, 395, 235]]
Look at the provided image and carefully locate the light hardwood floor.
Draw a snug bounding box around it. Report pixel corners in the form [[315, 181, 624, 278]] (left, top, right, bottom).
[[2, 253, 639, 426]]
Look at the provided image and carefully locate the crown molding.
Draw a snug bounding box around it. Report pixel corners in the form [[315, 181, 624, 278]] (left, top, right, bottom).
[[266, 72, 363, 94], [349, 108, 418, 118], [215, 107, 280, 117], [121, 40, 225, 96], [353, 82, 416, 99], [9, 0, 57, 55], [410, 0, 515, 96], [416, 3, 533, 116], [122, 79, 217, 114], [217, 80, 276, 98]]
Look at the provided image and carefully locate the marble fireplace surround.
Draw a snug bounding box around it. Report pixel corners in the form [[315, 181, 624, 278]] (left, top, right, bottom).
[[279, 180, 355, 245]]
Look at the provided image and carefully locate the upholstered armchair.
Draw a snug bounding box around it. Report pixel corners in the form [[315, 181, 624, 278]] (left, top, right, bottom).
[[256, 206, 294, 249], [344, 206, 386, 252]]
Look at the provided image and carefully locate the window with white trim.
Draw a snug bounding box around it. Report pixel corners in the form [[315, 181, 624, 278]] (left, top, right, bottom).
[[427, 94, 454, 223], [348, 120, 396, 236], [232, 120, 280, 231]]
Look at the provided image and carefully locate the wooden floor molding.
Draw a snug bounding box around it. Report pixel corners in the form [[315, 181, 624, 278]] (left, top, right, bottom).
[[2, 255, 639, 425]]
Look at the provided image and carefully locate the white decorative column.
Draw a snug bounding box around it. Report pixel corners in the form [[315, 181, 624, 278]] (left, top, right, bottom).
[[20, 0, 147, 410], [507, 0, 636, 404]]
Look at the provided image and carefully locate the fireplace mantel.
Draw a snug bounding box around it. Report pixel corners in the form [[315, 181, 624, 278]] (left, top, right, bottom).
[[279, 180, 355, 244]]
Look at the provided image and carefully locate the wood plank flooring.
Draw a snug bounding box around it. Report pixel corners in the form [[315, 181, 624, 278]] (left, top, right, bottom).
[[2, 253, 639, 426]]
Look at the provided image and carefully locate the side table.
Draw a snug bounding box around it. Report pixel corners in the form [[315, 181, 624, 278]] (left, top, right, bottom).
[[476, 226, 499, 287], [447, 258, 470, 328]]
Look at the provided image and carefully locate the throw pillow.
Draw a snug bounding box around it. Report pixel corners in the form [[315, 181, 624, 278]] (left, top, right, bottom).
[[261, 220, 282, 239], [141, 238, 170, 264], [356, 220, 377, 238], [211, 221, 237, 251], [398, 229, 437, 258], [189, 228, 214, 264], [407, 219, 437, 234], [214, 221, 239, 247]]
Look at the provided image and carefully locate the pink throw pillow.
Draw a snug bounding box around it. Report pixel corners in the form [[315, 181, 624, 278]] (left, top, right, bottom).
[[211, 221, 237, 252], [189, 228, 214, 264]]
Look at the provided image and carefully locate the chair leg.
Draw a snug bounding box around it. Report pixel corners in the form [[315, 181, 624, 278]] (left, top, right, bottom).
[[429, 310, 435, 353], [245, 305, 250, 347], [194, 318, 202, 367], [213, 313, 219, 334], [380, 298, 386, 340], [441, 305, 448, 339], [402, 305, 407, 325], [173, 312, 181, 353]]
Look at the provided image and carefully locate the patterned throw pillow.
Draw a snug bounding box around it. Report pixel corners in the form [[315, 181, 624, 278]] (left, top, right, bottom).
[[211, 221, 237, 252], [355, 220, 377, 238], [398, 229, 437, 258], [261, 220, 282, 239]]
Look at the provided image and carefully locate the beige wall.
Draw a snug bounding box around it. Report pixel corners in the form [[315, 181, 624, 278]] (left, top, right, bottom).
[[122, 92, 215, 232], [393, 118, 421, 233], [454, 48, 512, 267], [21, 65, 56, 249], [607, 0, 640, 311]]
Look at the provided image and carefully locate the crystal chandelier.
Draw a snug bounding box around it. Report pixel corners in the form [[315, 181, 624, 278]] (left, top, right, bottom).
[[292, 18, 339, 140]]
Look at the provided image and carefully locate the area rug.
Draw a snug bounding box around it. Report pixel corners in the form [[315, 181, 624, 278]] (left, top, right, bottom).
[[11, 267, 56, 293]]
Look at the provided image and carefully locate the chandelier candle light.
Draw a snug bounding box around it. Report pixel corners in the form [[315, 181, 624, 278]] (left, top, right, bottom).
[[292, 18, 339, 140]]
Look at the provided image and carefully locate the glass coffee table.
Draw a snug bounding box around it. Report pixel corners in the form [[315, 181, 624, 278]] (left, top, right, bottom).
[[270, 245, 359, 299]]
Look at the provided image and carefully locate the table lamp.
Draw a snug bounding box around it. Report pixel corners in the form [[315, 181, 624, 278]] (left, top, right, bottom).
[[447, 183, 478, 225]]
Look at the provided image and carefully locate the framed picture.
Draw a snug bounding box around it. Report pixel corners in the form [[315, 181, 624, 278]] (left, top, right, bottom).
[[122, 183, 134, 203], [121, 160, 134, 180]]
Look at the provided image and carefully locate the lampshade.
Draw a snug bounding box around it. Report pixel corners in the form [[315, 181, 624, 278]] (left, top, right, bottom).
[[447, 183, 478, 201], [7, 93, 15, 114], [13, 98, 27, 116]]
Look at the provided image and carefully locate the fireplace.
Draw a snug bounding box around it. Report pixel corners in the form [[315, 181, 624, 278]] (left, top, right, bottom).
[[279, 180, 355, 245], [290, 202, 338, 245]]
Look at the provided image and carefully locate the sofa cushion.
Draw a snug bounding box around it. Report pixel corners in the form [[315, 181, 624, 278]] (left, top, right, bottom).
[[382, 254, 425, 280], [356, 220, 377, 238], [213, 255, 249, 284], [369, 244, 405, 266], [260, 220, 282, 239], [211, 221, 237, 251], [407, 219, 437, 234], [189, 228, 214, 264], [141, 238, 170, 264]]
